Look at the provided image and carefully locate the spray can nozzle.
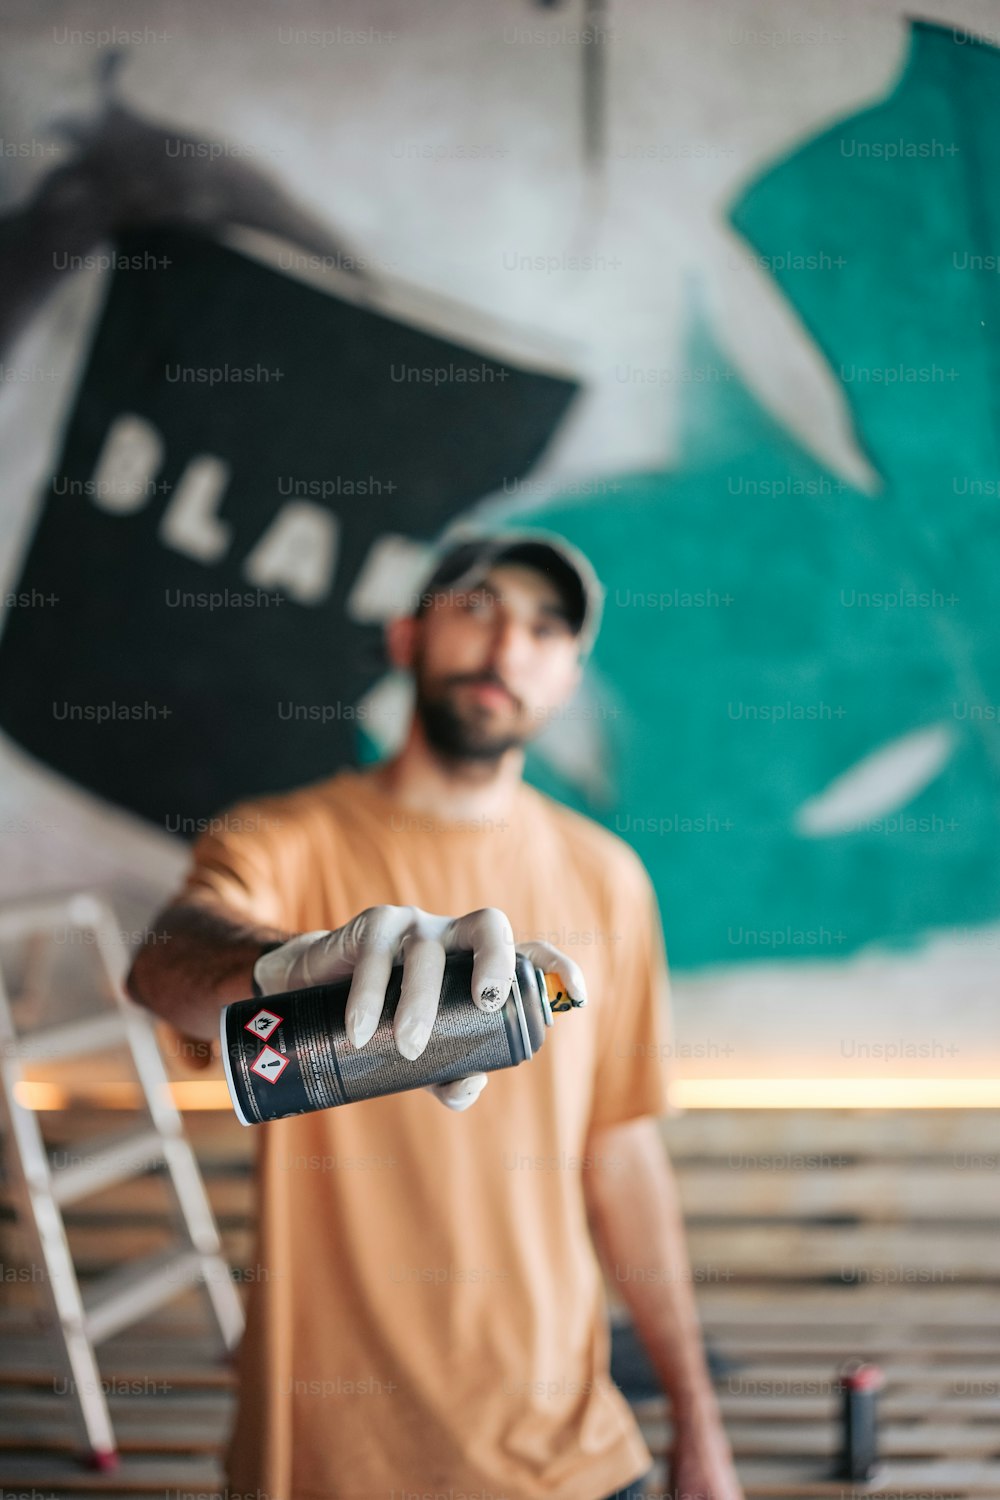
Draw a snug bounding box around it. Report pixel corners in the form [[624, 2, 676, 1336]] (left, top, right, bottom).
[[542, 972, 584, 1012], [532, 969, 585, 1026]]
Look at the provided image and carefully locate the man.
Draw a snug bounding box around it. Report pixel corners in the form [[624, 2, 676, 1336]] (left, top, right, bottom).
[[128, 532, 742, 1500]]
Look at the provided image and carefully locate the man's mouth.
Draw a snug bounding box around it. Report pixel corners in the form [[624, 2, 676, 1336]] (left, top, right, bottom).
[[460, 680, 517, 710]]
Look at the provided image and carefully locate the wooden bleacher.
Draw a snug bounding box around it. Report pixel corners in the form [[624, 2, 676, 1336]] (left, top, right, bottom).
[[1, 1105, 998, 1498]]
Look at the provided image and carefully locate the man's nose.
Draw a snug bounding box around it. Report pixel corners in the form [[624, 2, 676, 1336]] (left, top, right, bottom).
[[489, 616, 532, 682]]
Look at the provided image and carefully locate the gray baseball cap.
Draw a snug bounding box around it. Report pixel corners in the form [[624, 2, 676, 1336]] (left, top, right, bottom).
[[415, 530, 605, 656]]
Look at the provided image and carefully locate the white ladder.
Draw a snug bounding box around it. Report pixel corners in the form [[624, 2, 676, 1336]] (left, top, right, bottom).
[[0, 891, 244, 1470]]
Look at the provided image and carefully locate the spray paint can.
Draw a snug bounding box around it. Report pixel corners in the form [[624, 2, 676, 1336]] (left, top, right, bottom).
[[220, 950, 579, 1126], [834, 1360, 884, 1482]]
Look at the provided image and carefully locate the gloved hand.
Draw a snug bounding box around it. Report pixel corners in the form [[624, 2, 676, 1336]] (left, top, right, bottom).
[[252, 905, 587, 1111]]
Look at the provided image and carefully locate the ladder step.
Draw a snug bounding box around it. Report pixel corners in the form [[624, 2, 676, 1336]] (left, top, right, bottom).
[[11, 1011, 129, 1063], [0, 892, 105, 942], [49, 1127, 165, 1207], [82, 1246, 205, 1345]]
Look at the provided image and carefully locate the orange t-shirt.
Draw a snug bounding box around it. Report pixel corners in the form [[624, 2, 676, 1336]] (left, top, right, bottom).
[[174, 767, 672, 1500]]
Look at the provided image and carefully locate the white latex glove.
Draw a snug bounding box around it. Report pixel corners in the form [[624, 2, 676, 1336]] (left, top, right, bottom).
[[252, 905, 587, 1111]]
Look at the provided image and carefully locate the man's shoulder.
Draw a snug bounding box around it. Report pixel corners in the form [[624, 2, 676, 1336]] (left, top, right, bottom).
[[524, 785, 651, 893], [205, 770, 354, 845]]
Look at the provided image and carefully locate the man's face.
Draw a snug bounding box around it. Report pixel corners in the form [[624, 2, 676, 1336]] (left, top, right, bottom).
[[407, 563, 583, 761]]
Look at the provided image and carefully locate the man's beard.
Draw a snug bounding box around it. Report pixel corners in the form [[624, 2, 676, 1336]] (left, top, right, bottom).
[[415, 673, 532, 762]]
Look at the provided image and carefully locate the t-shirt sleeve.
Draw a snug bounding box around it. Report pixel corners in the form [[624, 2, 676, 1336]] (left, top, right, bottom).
[[173, 801, 291, 932], [587, 854, 673, 1132]]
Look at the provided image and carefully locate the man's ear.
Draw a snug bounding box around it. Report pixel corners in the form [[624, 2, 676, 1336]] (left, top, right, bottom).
[[384, 613, 418, 672]]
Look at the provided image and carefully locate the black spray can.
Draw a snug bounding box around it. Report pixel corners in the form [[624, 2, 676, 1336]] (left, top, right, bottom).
[[834, 1360, 884, 1482], [220, 950, 577, 1126]]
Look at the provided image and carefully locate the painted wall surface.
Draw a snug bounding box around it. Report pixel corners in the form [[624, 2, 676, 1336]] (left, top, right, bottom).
[[1, 1, 997, 1075]]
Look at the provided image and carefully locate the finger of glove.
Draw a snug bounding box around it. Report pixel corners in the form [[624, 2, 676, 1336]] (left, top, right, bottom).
[[287, 927, 359, 990], [393, 934, 447, 1059], [254, 931, 335, 995], [341, 907, 416, 1046], [425, 1073, 489, 1111], [440, 906, 516, 1012], [516, 940, 589, 1007]]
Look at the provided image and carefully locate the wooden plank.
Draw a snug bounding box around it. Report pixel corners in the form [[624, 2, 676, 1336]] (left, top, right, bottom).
[[633, 1417, 1000, 1459], [1, 1222, 254, 1271], [0, 1417, 228, 1453], [0, 1337, 237, 1390], [694, 1286, 1000, 1324], [17, 1413, 998, 1466], [10, 1219, 998, 1281], [35, 1105, 250, 1150], [661, 1109, 1000, 1158], [706, 1339, 1000, 1364], [9, 1159, 1000, 1228], [675, 1162, 1000, 1219], [0, 1394, 233, 1419], [10, 1282, 992, 1331], [12, 1284, 996, 1337], [715, 1392, 1000, 1422], [682, 1224, 1000, 1280], [0, 1334, 233, 1366], [0, 1454, 223, 1491], [24, 1495, 220, 1500], [0, 1286, 216, 1322], [0, 1282, 221, 1313], [636, 1391, 1000, 1422], [1, 1172, 253, 1221], [21, 1494, 215, 1500], [732, 1424, 1000, 1459], [696, 1359, 1000, 1388], [734, 1457, 1000, 1497], [32, 1103, 1000, 1164]]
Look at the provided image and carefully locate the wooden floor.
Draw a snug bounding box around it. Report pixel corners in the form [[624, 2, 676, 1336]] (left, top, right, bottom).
[[1, 1106, 998, 1498]]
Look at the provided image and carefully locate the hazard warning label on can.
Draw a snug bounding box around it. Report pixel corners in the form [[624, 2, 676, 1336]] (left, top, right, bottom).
[[244, 1007, 283, 1042], [251, 1045, 290, 1083]]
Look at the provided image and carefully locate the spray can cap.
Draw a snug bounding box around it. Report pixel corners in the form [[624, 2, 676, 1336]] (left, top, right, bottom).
[[542, 971, 585, 1014], [838, 1360, 884, 1393]]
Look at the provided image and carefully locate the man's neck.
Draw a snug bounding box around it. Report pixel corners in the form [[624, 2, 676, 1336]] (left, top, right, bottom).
[[369, 722, 525, 823]]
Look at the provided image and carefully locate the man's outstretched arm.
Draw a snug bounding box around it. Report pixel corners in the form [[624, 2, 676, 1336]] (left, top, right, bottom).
[[127, 899, 289, 1042], [583, 1116, 743, 1500], [128, 898, 587, 1110]]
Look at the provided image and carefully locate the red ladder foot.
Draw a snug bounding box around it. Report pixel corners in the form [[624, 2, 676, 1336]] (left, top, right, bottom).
[[85, 1447, 120, 1471]]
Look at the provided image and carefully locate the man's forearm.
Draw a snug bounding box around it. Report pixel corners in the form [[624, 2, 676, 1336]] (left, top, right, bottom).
[[127, 900, 289, 1042], [584, 1116, 717, 1417]]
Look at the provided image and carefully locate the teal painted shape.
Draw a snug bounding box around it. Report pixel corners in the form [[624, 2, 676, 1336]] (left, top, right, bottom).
[[514, 22, 1000, 969]]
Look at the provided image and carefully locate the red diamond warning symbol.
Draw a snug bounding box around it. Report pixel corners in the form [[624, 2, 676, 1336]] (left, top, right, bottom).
[[244, 1007, 283, 1042], [250, 1045, 290, 1083]]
